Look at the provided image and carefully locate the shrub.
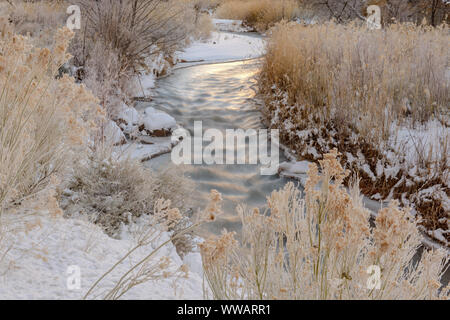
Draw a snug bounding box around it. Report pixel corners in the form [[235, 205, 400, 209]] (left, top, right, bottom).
[[200, 150, 450, 299], [59, 151, 193, 238], [75, 0, 201, 75], [259, 21, 449, 240], [0, 20, 102, 211], [70, 0, 211, 115]]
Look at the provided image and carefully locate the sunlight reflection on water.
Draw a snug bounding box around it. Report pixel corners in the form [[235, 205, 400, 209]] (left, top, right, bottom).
[[141, 59, 294, 236]]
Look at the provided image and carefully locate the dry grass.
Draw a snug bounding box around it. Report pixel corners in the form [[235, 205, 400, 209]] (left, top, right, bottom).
[[2, 0, 68, 47], [216, 0, 301, 31], [260, 21, 449, 142], [0, 20, 102, 212], [59, 150, 193, 238], [200, 150, 450, 300], [259, 21, 449, 241], [84, 189, 222, 300]]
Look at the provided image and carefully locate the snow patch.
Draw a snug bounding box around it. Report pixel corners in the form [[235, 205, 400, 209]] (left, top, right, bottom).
[[142, 107, 177, 132], [0, 212, 204, 299]]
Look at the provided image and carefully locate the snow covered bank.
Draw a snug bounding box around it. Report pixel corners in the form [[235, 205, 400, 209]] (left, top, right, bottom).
[[111, 103, 182, 162], [2, 27, 270, 300], [113, 29, 266, 162], [269, 102, 449, 246], [176, 31, 265, 66], [0, 212, 203, 299]]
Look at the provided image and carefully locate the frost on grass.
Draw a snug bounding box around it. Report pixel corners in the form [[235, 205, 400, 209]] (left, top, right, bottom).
[[200, 150, 450, 300], [0, 20, 104, 211], [259, 22, 450, 246]]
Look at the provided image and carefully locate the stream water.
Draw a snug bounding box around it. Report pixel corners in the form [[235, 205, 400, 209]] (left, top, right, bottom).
[[140, 58, 293, 236]]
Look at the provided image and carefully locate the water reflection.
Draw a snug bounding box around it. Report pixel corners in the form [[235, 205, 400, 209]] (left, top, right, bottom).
[[141, 59, 293, 236]]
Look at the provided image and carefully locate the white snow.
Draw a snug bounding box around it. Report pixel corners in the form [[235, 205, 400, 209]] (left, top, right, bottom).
[[113, 136, 180, 162], [388, 119, 450, 169], [142, 107, 177, 132], [0, 212, 204, 300], [177, 31, 265, 65], [116, 103, 140, 125], [430, 228, 448, 244], [362, 164, 376, 181], [114, 103, 140, 134], [137, 49, 173, 98]]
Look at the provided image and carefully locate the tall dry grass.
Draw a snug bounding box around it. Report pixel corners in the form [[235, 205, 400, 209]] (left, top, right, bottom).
[[2, 0, 68, 47], [260, 21, 449, 143], [216, 0, 301, 31], [59, 150, 194, 238], [259, 21, 449, 242], [0, 20, 103, 212], [200, 150, 450, 300]]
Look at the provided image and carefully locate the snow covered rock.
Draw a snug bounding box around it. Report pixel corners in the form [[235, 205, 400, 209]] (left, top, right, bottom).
[[140, 107, 177, 137], [113, 103, 140, 135], [103, 120, 126, 145], [277, 160, 311, 186]]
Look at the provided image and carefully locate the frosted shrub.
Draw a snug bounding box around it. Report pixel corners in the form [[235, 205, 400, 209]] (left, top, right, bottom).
[[84, 189, 222, 300], [71, 0, 212, 115], [76, 0, 205, 76], [200, 150, 449, 300], [0, 21, 102, 211], [60, 151, 193, 237]]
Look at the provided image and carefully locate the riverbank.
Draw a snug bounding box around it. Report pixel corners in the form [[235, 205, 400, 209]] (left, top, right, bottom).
[[259, 22, 449, 248]]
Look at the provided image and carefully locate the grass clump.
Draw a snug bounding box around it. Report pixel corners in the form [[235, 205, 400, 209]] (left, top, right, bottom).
[[200, 150, 450, 300], [216, 0, 301, 31], [0, 19, 102, 212], [59, 151, 193, 238]]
